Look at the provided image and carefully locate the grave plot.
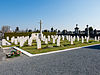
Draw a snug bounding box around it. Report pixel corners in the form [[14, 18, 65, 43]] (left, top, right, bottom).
[[2, 34, 100, 54]]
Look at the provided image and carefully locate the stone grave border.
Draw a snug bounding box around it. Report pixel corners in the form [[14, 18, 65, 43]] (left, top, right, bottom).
[[2, 44, 100, 57]]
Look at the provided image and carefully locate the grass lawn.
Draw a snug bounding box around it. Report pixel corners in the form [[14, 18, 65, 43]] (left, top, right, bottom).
[[3, 39, 100, 54], [2, 39, 100, 54]]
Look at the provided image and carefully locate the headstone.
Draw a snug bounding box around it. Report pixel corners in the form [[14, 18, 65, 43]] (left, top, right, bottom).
[[58, 36, 61, 40], [68, 35, 71, 41], [28, 39, 32, 46], [55, 35, 58, 39], [95, 36, 97, 41], [62, 35, 64, 40], [48, 36, 50, 41], [57, 38, 60, 46], [20, 40, 24, 47], [85, 36, 87, 39], [77, 36, 79, 41], [86, 37, 89, 43], [45, 38, 48, 44], [6, 36, 9, 41], [51, 35, 54, 39], [73, 36, 76, 41], [2, 39, 11, 46], [53, 38, 55, 44], [11, 37, 15, 43], [37, 39, 41, 49], [17, 36, 20, 42], [71, 36, 73, 45], [98, 36, 100, 41], [81, 36, 84, 43], [14, 39, 18, 45], [2, 39, 6, 46]]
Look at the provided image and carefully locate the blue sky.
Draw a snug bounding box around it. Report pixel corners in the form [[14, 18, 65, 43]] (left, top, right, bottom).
[[0, 0, 100, 31]]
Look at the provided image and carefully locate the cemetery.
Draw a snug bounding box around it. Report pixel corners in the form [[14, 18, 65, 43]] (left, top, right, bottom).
[[1, 33, 100, 55]]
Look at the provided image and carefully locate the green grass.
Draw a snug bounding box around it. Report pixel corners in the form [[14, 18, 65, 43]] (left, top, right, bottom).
[[21, 39, 100, 54], [2, 39, 100, 54]]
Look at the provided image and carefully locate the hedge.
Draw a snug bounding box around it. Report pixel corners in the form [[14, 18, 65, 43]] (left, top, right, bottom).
[[4, 32, 56, 39]]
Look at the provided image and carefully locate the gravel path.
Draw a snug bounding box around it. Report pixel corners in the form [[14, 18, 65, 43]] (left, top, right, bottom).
[[0, 45, 100, 75]]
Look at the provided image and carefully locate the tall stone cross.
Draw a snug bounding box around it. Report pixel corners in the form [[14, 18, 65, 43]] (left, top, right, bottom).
[[87, 25, 89, 37], [40, 20, 42, 34], [39, 20, 42, 39]]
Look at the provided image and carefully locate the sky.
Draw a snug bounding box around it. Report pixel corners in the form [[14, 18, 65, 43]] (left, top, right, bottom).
[[0, 0, 100, 31]]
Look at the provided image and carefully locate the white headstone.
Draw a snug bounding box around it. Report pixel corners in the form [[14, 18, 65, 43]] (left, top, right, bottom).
[[6, 36, 9, 41], [95, 36, 97, 41], [82, 36, 84, 43], [58, 36, 61, 40], [45, 38, 48, 44], [73, 36, 76, 41], [68, 35, 71, 41], [11, 37, 15, 43], [62, 35, 64, 40], [48, 35, 50, 41], [53, 38, 55, 44], [14, 39, 18, 45], [86, 37, 89, 43], [2, 39, 6, 46], [37, 39, 41, 49], [77, 36, 79, 41], [51, 35, 54, 39], [20, 40, 24, 47], [85, 36, 87, 39], [98, 36, 100, 41], [71, 36, 73, 45], [2, 39, 11, 46], [28, 39, 32, 46], [17, 36, 20, 42], [66, 35, 68, 40], [57, 38, 60, 46]]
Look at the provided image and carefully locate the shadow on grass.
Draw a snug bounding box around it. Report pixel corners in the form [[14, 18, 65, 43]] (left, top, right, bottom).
[[83, 45, 100, 50]]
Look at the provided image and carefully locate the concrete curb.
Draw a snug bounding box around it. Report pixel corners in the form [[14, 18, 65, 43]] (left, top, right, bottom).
[[30, 44, 100, 57], [1, 44, 100, 57], [13, 46, 33, 57], [2, 47, 11, 49]]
